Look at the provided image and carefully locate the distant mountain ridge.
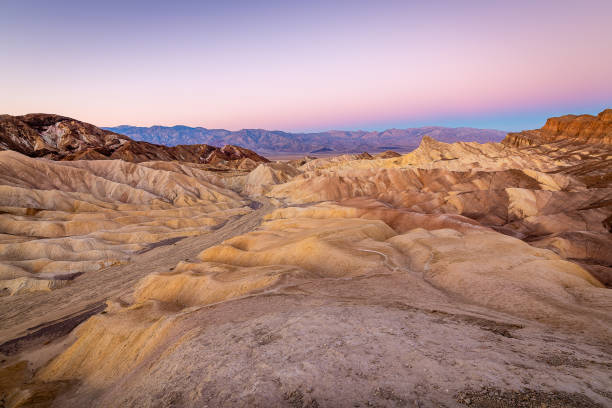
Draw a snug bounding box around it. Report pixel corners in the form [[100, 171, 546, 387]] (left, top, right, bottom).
[[104, 125, 507, 154]]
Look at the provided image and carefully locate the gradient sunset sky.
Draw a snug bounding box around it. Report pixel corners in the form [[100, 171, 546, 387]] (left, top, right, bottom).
[[2, 0, 611, 132]]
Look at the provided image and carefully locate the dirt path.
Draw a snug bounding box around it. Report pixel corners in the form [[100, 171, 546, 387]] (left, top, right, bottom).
[[0, 198, 277, 347]]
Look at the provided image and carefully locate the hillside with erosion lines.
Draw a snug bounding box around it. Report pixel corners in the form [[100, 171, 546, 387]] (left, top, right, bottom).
[[0, 110, 611, 407], [0, 114, 268, 166]]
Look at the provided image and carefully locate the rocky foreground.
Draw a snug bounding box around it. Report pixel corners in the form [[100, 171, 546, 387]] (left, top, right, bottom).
[[0, 110, 611, 407]]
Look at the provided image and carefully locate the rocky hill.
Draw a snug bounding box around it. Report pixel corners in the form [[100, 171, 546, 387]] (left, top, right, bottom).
[[503, 108, 612, 147], [0, 114, 268, 166], [0, 111, 611, 407], [105, 124, 507, 154]]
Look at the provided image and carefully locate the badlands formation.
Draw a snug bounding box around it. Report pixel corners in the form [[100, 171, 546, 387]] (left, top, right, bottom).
[[0, 114, 268, 166], [0, 110, 611, 407]]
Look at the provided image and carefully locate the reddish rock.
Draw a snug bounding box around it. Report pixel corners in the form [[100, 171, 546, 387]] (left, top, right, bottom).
[[503, 109, 612, 147], [0, 113, 268, 165]]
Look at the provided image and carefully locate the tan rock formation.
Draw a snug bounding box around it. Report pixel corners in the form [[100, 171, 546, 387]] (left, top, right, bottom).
[[31, 209, 611, 406], [0, 150, 251, 295], [1, 110, 611, 408]]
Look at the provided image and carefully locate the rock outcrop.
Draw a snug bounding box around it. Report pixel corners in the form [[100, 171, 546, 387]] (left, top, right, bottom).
[[0, 114, 268, 166], [503, 108, 612, 147]]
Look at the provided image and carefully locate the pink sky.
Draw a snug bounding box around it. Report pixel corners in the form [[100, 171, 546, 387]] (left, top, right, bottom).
[[1, 1, 611, 131]]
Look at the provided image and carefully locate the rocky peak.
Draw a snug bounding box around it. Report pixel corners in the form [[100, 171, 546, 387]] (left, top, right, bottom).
[[503, 108, 612, 147], [597, 108, 612, 122], [0, 113, 268, 166]]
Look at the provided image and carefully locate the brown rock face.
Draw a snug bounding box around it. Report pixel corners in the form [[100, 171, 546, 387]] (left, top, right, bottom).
[[374, 150, 402, 159], [0, 114, 129, 157], [503, 108, 612, 147], [0, 113, 268, 165]]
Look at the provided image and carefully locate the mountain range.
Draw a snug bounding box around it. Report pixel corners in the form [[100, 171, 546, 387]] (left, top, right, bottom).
[[104, 125, 507, 155]]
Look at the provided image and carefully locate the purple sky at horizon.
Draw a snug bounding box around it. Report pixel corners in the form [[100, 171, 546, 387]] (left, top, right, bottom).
[[1, 0, 611, 132]]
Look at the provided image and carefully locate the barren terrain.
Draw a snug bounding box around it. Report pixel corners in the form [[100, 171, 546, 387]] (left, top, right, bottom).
[[0, 110, 611, 408]]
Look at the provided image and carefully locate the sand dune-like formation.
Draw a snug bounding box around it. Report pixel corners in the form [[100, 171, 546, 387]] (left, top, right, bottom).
[[241, 162, 303, 196], [1, 110, 611, 407], [28, 208, 610, 406], [267, 137, 612, 276], [0, 150, 251, 295]]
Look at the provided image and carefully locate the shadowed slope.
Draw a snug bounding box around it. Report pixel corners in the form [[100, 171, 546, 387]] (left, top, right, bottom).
[[0, 114, 268, 167], [0, 151, 252, 295]]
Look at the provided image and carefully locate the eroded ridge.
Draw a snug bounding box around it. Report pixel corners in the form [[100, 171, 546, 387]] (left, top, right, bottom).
[[0, 151, 253, 295], [0, 114, 611, 407], [17, 205, 610, 407]]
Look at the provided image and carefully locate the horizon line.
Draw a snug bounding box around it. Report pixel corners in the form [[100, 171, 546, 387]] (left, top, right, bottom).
[[101, 123, 511, 134]]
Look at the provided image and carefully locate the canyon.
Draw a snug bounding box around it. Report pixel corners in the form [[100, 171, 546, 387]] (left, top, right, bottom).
[[0, 110, 610, 408]]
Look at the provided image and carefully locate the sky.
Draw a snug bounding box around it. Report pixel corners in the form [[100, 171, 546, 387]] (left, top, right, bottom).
[[1, 0, 611, 132]]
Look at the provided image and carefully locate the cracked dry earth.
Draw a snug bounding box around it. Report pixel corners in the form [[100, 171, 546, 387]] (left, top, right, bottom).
[[1, 135, 612, 407]]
